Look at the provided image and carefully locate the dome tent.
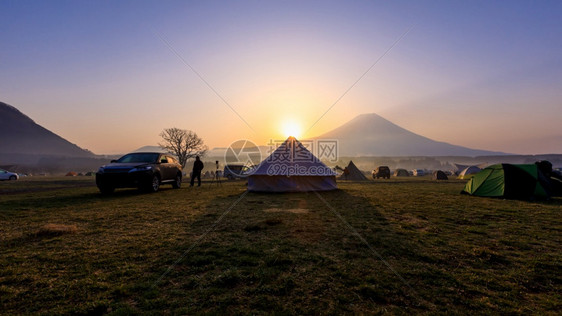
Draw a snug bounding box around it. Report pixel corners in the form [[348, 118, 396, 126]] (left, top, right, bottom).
[[461, 164, 550, 200], [248, 137, 337, 192], [432, 170, 448, 180], [394, 168, 409, 177], [457, 166, 481, 179]]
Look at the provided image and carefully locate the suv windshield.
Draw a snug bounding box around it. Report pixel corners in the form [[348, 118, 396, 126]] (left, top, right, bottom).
[[117, 153, 160, 163]]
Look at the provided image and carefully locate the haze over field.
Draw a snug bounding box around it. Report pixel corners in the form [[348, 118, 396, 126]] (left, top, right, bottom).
[[1, 1, 561, 154]]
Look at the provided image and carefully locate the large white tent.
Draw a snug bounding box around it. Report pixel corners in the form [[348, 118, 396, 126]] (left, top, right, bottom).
[[247, 137, 337, 192]]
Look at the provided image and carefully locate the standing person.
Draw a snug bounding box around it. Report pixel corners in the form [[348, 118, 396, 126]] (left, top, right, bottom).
[[190, 156, 204, 187]]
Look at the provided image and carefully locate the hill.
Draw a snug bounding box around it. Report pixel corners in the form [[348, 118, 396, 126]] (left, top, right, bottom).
[[0, 102, 94, 157], [315, 113, 506, 157]]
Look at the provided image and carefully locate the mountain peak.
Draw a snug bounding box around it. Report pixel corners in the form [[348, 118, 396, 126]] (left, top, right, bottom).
[[353, 112, 385, 119], [315, 113, 505, 157]]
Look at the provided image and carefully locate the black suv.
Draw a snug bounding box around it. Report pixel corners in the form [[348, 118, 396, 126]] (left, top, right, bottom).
[[96, 152, 182, 194]]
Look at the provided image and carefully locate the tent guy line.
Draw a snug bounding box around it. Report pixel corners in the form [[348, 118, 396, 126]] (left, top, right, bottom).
[[151, 27, 256, 133], [304, 26, 413, 136]]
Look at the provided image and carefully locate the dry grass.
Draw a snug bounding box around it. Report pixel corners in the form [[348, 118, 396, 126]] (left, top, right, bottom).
[[0, 176, 560, 314], [35, 223, 78, 237], [263, 208, 309, 214]]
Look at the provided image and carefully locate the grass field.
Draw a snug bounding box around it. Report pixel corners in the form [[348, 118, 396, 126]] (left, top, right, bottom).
[[1, 176, 561, 314]]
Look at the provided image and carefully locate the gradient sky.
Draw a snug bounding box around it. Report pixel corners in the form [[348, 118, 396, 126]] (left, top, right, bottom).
[[1, 0, 561, 154]]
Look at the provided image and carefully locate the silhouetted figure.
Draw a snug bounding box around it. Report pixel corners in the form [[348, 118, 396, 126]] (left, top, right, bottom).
[[190, 156, 204, 187], [536, 160, 553, 178], [536, 160, 562, 196]]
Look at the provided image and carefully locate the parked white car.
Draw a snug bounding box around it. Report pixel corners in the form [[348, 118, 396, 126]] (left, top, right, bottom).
[[0, 169, 19, 180]]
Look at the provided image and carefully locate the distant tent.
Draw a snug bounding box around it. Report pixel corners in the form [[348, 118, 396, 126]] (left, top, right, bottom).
[[454, 163, 487, 176], [338, 161, 368, 181], [248, 137, 337, 192], [454, 163, 468, 173], [331, 166, 343, 177], [457, 166, 481, 179], [393, 168, 409, 177], [66, 171, 78, 176], [432, 170, 448, 180], [462, 164, 550, 200]]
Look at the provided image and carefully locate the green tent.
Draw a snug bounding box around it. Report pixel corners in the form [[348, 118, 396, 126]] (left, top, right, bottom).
[[462, 164, 550, 200]]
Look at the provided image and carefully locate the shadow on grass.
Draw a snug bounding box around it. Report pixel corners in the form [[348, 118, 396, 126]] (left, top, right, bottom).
[[142, 188, 434, 313], [0, 186, 183, 212], [3, 180, 560, 314], [1, 224, 78, 248]]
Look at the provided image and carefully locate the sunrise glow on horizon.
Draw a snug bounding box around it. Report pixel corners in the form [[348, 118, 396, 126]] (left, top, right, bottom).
[[2, 1, 561, 155], [281, 120, 303, 139]]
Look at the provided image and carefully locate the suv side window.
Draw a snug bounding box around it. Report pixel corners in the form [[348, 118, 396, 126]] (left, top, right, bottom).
[[160, 156, 168, 163]]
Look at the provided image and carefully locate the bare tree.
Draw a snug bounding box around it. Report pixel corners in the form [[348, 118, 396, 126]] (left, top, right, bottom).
[[159, 128, 208, 168]]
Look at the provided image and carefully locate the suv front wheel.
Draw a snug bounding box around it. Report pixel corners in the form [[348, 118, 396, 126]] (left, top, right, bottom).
[[143, 174, 160, 193]]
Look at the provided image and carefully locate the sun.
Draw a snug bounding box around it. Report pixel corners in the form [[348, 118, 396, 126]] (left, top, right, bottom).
[[282, 120, 302, 139]]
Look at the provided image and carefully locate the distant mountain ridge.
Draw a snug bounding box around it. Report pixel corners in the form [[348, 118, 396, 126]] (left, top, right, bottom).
[[315, 113, 506, 157], [0, 102, 506, 160], [0, 102, 95, 157], [132, 145, 168, 153]]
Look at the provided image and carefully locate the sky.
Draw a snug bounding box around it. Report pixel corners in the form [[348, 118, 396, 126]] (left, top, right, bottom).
[[1, 0, 561, 155]]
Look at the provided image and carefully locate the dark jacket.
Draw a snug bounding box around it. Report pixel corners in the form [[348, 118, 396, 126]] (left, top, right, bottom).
[[193, 160, 204, 173]]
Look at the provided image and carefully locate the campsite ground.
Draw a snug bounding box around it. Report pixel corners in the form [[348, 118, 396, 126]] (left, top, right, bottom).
[[1, 177, 560, 314]]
